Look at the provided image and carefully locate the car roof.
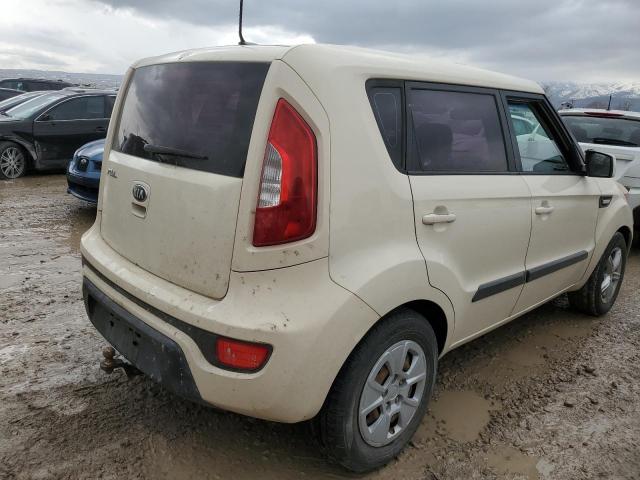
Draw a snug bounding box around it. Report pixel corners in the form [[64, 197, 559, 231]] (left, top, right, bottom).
[[559, 108, 640, 120], [133, 44, 544, 94]]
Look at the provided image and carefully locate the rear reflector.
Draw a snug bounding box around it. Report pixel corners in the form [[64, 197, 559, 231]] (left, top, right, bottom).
[[253, 99, 317, 246], [215, 337, 271, 371]]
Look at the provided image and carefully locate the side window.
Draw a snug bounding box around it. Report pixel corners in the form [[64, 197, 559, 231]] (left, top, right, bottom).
[[367, 86, 403, 169], [408, 89, 508, 173], [507, 101, 570, 174], [105, 95, 116, 117], [48, 96, 106, 121]]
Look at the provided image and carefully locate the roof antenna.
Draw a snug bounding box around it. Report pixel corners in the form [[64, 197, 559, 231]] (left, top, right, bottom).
[[238, 0, 247, 45]]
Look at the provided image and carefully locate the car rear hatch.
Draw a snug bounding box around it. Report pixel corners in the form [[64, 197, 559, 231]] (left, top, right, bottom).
[[100, 58, 271, 299]]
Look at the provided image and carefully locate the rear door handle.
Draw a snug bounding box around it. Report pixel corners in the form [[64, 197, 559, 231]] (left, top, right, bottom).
[[422, 213, 456, 225], [95, 126, 106, 132], [535, 206, 555, 215]]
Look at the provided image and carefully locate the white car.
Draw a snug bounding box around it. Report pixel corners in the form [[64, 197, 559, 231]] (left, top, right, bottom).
[[560, 108, 640, 230], [80, 44, 633, 472]]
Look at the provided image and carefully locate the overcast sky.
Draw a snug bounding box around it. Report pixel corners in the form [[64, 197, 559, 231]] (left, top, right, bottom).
[[1, 0, 638, 82]]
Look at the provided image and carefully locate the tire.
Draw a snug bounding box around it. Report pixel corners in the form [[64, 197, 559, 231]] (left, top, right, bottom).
[[568, 232, 627, 316], [0, 141, 28, 179], [317, 308, 438, 472]]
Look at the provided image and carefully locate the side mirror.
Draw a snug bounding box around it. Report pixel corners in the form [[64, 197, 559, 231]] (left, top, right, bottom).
[[585, 150, 615, 178], [39, 113, 52, 122]]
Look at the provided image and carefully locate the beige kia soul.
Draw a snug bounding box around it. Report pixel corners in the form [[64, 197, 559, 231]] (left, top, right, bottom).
[[81, 44, 633, 471]]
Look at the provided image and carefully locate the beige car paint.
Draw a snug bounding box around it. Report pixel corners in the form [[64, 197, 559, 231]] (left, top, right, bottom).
[[410, 175, 532, 344], [512, 175, 601, 313], [82, 44, 633, 423]]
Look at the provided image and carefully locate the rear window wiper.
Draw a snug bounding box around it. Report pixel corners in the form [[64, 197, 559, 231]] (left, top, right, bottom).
[[143, 144, 208, 161], [592, 138, 638, 147]]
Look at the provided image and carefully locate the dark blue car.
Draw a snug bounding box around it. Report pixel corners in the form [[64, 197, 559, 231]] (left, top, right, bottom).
[[67, 138, 104, 204]]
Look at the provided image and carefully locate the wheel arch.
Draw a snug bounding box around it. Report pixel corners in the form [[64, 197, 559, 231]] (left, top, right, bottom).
[[617, 225, 632, 251], [0, 136, 36, 166], [385, 300, 449, 355]]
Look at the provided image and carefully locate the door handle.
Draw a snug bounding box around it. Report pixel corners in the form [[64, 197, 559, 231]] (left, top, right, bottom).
[[535, 205, 555, 215], [422, 213, 456, 225], [95, 126, 106, 132]]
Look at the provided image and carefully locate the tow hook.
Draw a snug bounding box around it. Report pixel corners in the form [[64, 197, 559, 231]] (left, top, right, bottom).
[[100, 346, 142, 378]]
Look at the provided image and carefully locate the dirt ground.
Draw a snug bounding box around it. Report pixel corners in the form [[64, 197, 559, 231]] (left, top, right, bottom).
[[1, 175, 639, 480]]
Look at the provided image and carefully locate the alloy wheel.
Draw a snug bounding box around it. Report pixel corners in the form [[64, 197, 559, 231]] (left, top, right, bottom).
[[601, 246, 623, 304], [0, 146, 26, 179]]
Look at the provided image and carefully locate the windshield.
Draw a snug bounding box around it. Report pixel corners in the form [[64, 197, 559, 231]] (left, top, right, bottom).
[[0, 92, 43, 112], [4, 92, 66, 119], [563, 115, 640, 147]]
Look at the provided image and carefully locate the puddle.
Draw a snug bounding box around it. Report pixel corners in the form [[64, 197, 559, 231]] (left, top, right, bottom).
[[416, 390, 500, 443], [487, 446, 540, 479]]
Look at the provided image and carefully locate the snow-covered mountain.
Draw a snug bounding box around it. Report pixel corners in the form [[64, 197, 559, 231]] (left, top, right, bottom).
[[541, 81, 640, 111]]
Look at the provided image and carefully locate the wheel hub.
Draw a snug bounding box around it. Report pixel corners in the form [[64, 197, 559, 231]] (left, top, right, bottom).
[[0, 147, 25, 179], [600, 246, 622, 304], [358, 340, 427, 447]]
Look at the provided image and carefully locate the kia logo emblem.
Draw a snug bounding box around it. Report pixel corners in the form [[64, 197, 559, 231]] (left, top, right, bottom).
[[132, 183, 148, 202]]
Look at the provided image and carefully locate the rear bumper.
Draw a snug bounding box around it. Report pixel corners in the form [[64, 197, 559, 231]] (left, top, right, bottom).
[[80, 221, 378, 422], [83, 277, 201, 403]]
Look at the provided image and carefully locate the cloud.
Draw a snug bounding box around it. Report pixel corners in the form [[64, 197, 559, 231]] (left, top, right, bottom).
[[93, 0, 640, 81], [0, 0, 638, 82]]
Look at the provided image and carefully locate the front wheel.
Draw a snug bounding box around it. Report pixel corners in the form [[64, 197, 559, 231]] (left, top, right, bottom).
[[569, 232, 627, 316], [317, 309, 438, 472], [0, 142, 27, 179]]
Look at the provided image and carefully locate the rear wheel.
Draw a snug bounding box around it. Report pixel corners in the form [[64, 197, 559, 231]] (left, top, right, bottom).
[[0, 142, 27, 179], [317, 309, 438, 472], [569, 232, 627, 316]]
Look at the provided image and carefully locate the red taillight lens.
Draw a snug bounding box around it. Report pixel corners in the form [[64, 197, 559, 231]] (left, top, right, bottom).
[[215, 337, 271, 371], [253, 99, 317, 246]]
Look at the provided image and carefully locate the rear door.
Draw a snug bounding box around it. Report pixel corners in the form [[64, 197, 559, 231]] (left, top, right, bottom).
[[100, 61, 270, 299], [504, 95, 600, 314], [407, 83, 532, 343], [33, 95, 107, 166]]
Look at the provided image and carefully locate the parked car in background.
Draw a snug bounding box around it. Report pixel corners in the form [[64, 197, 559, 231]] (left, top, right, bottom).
[[81, 44, 633, 473], [560, 109, 640, 230], [0, 91, 46, 114], [0, 77, 76, 92], [0, 89, 116, 179], [0, 88, 23, 101], [67, 138, 104, 203]]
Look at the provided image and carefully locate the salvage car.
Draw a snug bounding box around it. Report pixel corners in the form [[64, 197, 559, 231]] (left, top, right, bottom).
[[560, 109, 640, 230], [0, 89, 115, 179], [80, 45, 633, 472], [0, 91, 46, 114], [0, 88, 22, 101], [0, 77, 75, 91], [67, 138, 104, 203]]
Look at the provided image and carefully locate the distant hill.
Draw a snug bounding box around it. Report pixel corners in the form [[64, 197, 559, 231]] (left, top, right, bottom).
[[542, 81, 640, 111], [0, 68, 637, 112], [0, 68, 122, 90]]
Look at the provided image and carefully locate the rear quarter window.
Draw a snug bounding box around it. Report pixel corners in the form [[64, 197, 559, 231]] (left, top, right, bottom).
[[367, 83, 403, 170], [113, 62, 270, 178]]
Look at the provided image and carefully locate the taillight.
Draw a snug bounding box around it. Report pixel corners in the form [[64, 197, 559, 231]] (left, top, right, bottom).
[[215, 337, 271, 372], [253, 99, 317, 246]]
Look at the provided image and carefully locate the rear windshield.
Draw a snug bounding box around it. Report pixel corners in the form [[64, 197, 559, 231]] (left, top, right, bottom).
[[113, 62, 270, 177], [563, 115, 640, 147]]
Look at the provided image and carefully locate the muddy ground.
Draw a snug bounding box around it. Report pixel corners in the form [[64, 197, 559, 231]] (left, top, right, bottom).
[[1, 175, 639, 480]]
